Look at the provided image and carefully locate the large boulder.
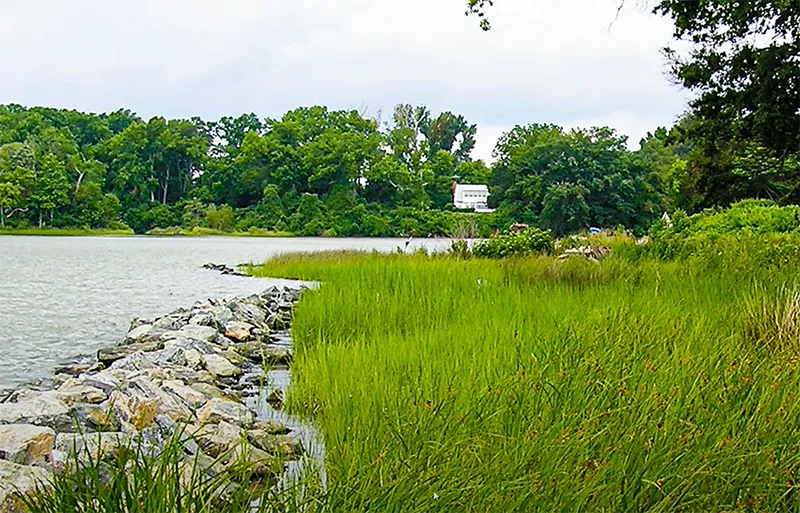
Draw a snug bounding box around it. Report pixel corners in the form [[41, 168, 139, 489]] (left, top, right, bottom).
[[196, 398, 253, 427], [0, 425, 55, 465], [0, 460, 51, 513]]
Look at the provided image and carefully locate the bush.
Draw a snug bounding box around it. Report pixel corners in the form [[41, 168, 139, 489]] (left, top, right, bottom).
[[473, 228, 554, 258]]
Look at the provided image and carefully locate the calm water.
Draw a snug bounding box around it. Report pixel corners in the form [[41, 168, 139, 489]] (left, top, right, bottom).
[[0, 236, 450, 390]]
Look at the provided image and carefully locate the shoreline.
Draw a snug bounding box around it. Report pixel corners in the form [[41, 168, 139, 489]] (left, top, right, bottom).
[[0, 285, 316, 510]]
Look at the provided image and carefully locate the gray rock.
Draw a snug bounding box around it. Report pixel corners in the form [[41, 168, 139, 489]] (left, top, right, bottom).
[[56, 379, 107, 406], [193, 421, 244, 457], [0, 393, 70, 429], [126, 377, 193, 423], [196, 398, 254, 427], [202, 354, 241, 378], [78, 371, 123, 396], [162, 380, 208, 410], [0, 425, 55, 465], [0, 460, 51, 512], [164, 325, 219, 344], [125, 324, 154, 342], [52, 432, 129, 466], [98, 340, 164, 366]]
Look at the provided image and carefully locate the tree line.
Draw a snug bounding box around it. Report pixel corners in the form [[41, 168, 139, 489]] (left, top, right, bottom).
[[0, 102, 700, 237]]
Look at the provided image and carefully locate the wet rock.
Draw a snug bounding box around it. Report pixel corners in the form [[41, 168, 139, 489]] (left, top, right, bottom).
[[196, 398, 254, 427], [224, 322, 254, 343], [98, 340, 164, 366], [247, 431, 303, 460], [230, 302, 266, 329], [0, 460, 51, 513], [223, 444, 282, 478], [189, 312, 218, 328], [203, 354, 241, 378], [0, 425, 55, 465], [221, 349, 246, 367]]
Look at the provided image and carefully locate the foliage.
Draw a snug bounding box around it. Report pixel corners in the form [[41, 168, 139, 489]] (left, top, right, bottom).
[[0, 103, 696, 238], [655, 0, 800, 208], [472, 227, 554, 258]]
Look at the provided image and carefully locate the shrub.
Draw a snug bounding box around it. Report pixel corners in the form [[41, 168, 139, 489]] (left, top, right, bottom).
[[473, 228, 554, 258]]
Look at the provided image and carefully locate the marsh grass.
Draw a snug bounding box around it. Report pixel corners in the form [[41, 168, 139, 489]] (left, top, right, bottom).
[[247, 249, 800, 512], [146, 226, 294, 237]]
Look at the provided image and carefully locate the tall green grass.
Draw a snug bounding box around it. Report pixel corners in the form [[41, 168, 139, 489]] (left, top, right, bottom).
[[249, 251, 800, 512]]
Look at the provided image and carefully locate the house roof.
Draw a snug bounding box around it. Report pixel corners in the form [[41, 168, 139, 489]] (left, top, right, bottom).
[[454, 184, 489, 195]]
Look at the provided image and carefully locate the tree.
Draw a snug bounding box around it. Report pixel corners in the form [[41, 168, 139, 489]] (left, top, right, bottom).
[[656, 0, 800, 207], [32, 154, 70, 227]]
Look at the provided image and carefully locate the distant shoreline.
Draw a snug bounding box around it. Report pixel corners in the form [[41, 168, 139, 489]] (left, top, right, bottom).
[[0, 227, 452, 239]]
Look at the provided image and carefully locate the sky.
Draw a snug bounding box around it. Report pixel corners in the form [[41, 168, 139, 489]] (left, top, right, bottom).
[[0, 0, 690, 162]]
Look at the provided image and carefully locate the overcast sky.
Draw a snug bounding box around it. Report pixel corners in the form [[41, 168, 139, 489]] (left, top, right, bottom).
[[0, 0, 689, 161]]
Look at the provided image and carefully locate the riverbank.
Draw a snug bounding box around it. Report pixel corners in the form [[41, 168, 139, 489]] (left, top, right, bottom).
[[0, 228, 135, 237], [248, 249, 800, 511], [0, 286, 313, 512], [146, 227, 296, 237]]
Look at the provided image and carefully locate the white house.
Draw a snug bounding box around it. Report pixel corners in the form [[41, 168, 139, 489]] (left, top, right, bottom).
[[453, 184, 492, 212]]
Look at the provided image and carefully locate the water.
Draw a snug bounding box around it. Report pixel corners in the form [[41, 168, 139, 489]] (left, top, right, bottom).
[[0, 236, 450, 390]]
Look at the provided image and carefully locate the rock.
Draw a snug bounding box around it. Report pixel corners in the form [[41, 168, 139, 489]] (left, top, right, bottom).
[[266, 389, 284, 407], [230, 302, 266, 328], [203, 354, 241, 378], [125, 324, 155, 342], [247, 430, 303, 460], [0, 425, 55, 465], [266, 313, 286, 331], [193, 421, 244, 457], [0, 460, 50, 513], [222, 444, 282, 478], [56, 379, 107, 406], [164, 325, 219, 344], [221, 349, 246, 367], [184, 349, 204, 369], [265, 347, 293, 366], [67, 403, 120, 432], [162, 380, 208, 410], [98, 340, 164, 366], [52, 432, 129, 466], [196, 398, 254, 427], [189, 383, 228, 402], [224, 322, 254, 343], [0, 394, 70, 429], [189, 312, 217, 328], [252, 420, 291, 435], [126, 377, 193, 423], [78, 371, 122, 396]]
